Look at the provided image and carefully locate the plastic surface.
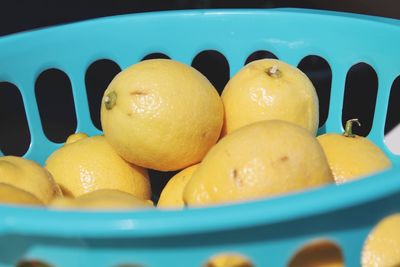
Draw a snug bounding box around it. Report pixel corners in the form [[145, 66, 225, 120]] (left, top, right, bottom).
[[0, 8, 399, 267]]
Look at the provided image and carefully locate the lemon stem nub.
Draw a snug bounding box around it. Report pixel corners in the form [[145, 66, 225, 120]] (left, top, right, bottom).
[[104, 91, 117, 110], [266, 65, 282, 78], [343, 118, 361, 137]]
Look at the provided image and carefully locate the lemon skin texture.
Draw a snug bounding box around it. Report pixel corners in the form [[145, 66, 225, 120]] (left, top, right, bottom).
[[101, 59, 224, 171], [45, 135, 151, 199], [221, 58, 319, 136], [0, 156, 62, 204], [184, 120, 334, 206]]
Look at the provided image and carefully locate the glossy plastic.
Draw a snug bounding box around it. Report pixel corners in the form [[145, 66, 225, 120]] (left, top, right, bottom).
[[0, 8, 399, 267]]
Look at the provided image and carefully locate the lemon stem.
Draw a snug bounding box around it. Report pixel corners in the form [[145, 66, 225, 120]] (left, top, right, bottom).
[[104, 91, 117, 110], [266, 65, 282, 78], [343, 118, 361, 137]]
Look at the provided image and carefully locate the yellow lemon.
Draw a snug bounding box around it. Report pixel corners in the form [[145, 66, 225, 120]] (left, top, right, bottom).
[[158, 164, 200, 209], [362, 214, 400, 267], [183, 120, 334, 206], [100, 59, 224, 171], [50, 189, 154, 210], [0, 183, 44, 206], [0, 156, 62, 204], [45, 135, 151, 199], [317, 119, 391, 184], [65, 132, 88, 144], [221, 58, 319, 136], [204, 253, 254, 267]]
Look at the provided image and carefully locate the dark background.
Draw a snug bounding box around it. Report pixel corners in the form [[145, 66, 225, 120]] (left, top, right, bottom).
[[0, 1, 399, 198], [0, 1, 399, 36]]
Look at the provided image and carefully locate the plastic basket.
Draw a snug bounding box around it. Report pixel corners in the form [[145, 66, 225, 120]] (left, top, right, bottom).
[[0, 8, 400, 267]]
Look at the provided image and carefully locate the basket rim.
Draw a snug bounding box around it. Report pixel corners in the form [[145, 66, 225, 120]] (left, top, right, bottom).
[[0, 7, 399, 41], [0, 8, 399, 238]]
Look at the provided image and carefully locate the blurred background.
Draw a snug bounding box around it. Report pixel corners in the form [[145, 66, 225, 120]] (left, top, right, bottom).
[[0, 1, 399, 196]]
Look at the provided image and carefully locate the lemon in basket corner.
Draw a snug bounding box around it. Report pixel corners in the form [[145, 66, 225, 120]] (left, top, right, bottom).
[[45, 135, 151, 199], [158, 163, 200, 209], [183, 120, 334, 206], [100, 59, 224, 171], [0, 182, 44, 206], [221, 58, 319, 137], [50, 189, 154, 211], [362, 213, 400, 267], [65, 132, 89, 145], [204, 253, 254, 267], [0, 156, 62, 204], [317, 119, 392, 184]]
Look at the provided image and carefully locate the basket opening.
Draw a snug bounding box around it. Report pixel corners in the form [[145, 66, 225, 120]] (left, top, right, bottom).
[[245, 50, 278, 65], [148, 169, 180, 204], [297, 55, 332, 128], [384, 76, 400, 155], [35, 69, 77, 144], [16, 259, 53, 267], [385, 75, 400, 134], [191, 50, 230, 95], [288, 239, 344, 267], [141, 53, 170, 61], [85, 59, 121, 131], [0, 82, 30, 156], [342, 63, 378, 137]]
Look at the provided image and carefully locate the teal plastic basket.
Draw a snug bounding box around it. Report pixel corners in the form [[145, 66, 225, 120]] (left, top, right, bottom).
[[0, 8, 400, 267]]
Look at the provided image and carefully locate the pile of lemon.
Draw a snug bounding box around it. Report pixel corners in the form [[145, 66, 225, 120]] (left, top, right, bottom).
[[0, 58, 397, 266]]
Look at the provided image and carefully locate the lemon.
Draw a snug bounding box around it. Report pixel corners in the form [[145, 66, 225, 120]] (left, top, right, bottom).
[[50, 189, 154, 210], [0, 183, 44, 206], [362, 214, 400, 267], [158, 164, 200, 209], [204, 253, 253, 267], [100, 59, 224, 171], [65, 132, 88, 144], [317, 119, 392, 184], [183, 120, 334, 206], [0, 156, 62, 204], [221, 58, 319, 136], [45, 135, 151, 199]]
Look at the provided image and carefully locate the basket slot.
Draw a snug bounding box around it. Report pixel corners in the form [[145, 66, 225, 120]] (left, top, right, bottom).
[[323, 64, 349, 133], [141, 52, 170, 61], [85, 59, 122, 131], [0, 82, 30, 156], [369, 73, 395, 154], [298, 55, 333, 129], [384, 76, 400, 157], [342, 63, 378, 137], [245, 50, 278, 65], [384, 76, 400, 134], [191, 50, 230, 94], [35, 68, 77, 144], [16, 260, 53, 267], [287, 239, 344, 267]]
